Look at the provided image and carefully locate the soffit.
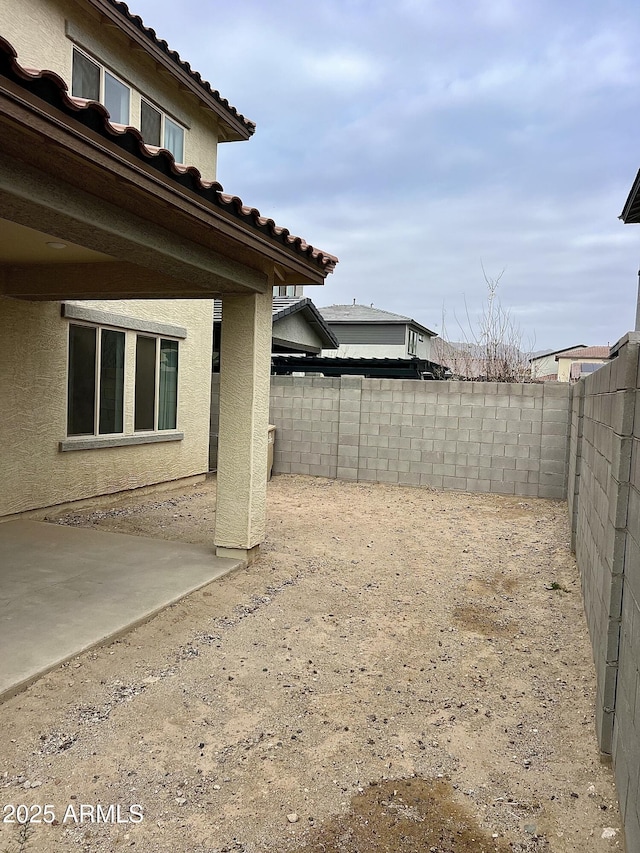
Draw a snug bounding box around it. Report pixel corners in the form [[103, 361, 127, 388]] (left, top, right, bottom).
[[0, 219, 114, 264]]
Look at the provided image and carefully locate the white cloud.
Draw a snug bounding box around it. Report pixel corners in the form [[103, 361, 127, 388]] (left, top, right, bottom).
[[111, 0, 640, 347], [302, 52, 380, 90]]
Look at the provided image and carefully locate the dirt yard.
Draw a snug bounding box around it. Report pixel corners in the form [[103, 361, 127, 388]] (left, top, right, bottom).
[[0, 475, 622, 852]]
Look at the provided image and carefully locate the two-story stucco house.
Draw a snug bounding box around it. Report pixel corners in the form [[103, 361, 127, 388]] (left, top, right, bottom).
[[0, 0, 336, 562]]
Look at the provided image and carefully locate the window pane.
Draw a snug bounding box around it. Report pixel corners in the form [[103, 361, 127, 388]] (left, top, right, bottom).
[[104, 71, 130, 124], [141, 100, 161, 146], [164, 116, 184, 162], [158, 340, 178, 430], [99, 330, 125, 434], [72, 49, 100, 101], [68, 325, 96, 436], [135, 336, 156, 431]]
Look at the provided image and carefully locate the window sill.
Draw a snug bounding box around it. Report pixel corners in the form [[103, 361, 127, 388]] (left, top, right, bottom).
[[59, 432, 184, 452]]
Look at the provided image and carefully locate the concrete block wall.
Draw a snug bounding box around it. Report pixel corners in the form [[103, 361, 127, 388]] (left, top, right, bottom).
[[268, 377, 571, 499], [612, 341, 640, 853], [269, 376, 340, 478], [569, 333, 640, 853]]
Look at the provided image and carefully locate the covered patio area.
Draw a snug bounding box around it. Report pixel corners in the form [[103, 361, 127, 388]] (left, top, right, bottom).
[[0, 35, 336, 563], [0, 518, 241, 701]]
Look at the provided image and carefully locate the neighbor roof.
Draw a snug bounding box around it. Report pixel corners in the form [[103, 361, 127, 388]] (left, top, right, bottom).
[[620, 168, 640, 223], [529, 344, 587, 362], [555, 346, 610, 360], [319, 304, 436, 337], [214, 297, 339, 349], [86, 0, 255, 141], [0, 37, 337, 277]]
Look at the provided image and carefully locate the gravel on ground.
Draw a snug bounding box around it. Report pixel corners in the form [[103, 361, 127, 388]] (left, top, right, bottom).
[[0, 475, 622, 852]]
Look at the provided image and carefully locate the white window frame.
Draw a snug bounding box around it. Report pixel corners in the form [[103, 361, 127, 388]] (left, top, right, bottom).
[[408, 328, 418, 356], [61, 306, 186, 452], [71, 46, 131, 125], [140, 97, 186, 162], [67, 322, 126, 438], [134, 333, 180, 433]]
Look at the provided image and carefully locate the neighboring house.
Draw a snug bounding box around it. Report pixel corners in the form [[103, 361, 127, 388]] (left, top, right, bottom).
[[0, 0, 336, 561], [555, 346, 611, 383], [319, 303, 436, 360], [529, 345, 587, 381], [619, 171, 640, 331], [213, 296, 338, 364]]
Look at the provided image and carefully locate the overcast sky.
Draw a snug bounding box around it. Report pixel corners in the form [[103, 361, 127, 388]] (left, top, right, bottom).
[[129, 0, 640, 349]]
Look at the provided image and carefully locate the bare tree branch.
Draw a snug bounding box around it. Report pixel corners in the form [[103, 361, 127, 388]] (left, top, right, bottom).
[[434, 268, 535, 383]]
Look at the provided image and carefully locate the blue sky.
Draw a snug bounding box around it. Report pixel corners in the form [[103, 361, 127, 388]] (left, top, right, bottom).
[[129, 0, 640, 349]]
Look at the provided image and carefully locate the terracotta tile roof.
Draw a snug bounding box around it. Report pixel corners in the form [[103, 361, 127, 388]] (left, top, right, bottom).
[[555, 346, 610, 360], [0, 37, 337, 275], [93, 0, 255, 137]]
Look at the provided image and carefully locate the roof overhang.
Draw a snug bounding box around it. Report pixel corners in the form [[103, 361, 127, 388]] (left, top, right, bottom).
[[0, 38, 336, 300], [83, 0, 255, 142], [620, 169, 640, 223], [214, 296, 339, 354], [272, 298, 339, 349], [323, 317, 436, 337]]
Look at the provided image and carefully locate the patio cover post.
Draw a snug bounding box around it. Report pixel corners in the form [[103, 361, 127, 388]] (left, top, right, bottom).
[[214, 288, 273, 563]]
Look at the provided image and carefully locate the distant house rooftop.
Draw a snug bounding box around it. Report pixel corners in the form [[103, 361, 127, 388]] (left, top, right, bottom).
[[555, 346, 610, 360], [529, 345, 587, 363], [319, 304, 436, 337]]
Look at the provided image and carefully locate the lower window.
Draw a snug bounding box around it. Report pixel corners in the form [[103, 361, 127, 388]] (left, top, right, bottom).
[[134, 335, 179, 431], [67, 325, 125, 436], [67, 324, 178, 437]]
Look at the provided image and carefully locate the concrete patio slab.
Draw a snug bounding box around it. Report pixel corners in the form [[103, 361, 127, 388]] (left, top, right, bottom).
[[0, 520, 241, 701]]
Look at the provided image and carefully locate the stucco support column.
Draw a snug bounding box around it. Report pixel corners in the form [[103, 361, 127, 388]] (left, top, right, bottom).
[[214, 289, 273, 564]]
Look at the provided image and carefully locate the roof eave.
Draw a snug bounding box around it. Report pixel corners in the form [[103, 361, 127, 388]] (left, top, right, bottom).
[[0, 39, 336, 283], [325, 317, 436, 337], [620, 168, 640, 223], [84, 0, 255, 141], [273, 298, 339, 348]]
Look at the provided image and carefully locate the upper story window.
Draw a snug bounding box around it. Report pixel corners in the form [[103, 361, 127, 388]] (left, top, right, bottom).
[[72, 47, 130, 125], [71, 47, 186, 163], [274, 285, 302, 297], [408, 328, 418, 355], [141, 99, 185, 163]]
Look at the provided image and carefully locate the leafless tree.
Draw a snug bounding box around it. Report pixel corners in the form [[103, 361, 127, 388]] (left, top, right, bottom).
[[433, 267, 534, 382]]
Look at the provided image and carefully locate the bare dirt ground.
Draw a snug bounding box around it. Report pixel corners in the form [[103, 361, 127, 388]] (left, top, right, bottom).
[[0, 475, 622, 853]]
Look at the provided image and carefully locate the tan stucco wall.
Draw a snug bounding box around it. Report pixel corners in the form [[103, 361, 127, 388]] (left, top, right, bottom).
[[0, 296, 213, 517], [557, 357, 608, 383], [1, 0, 220, 179]]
